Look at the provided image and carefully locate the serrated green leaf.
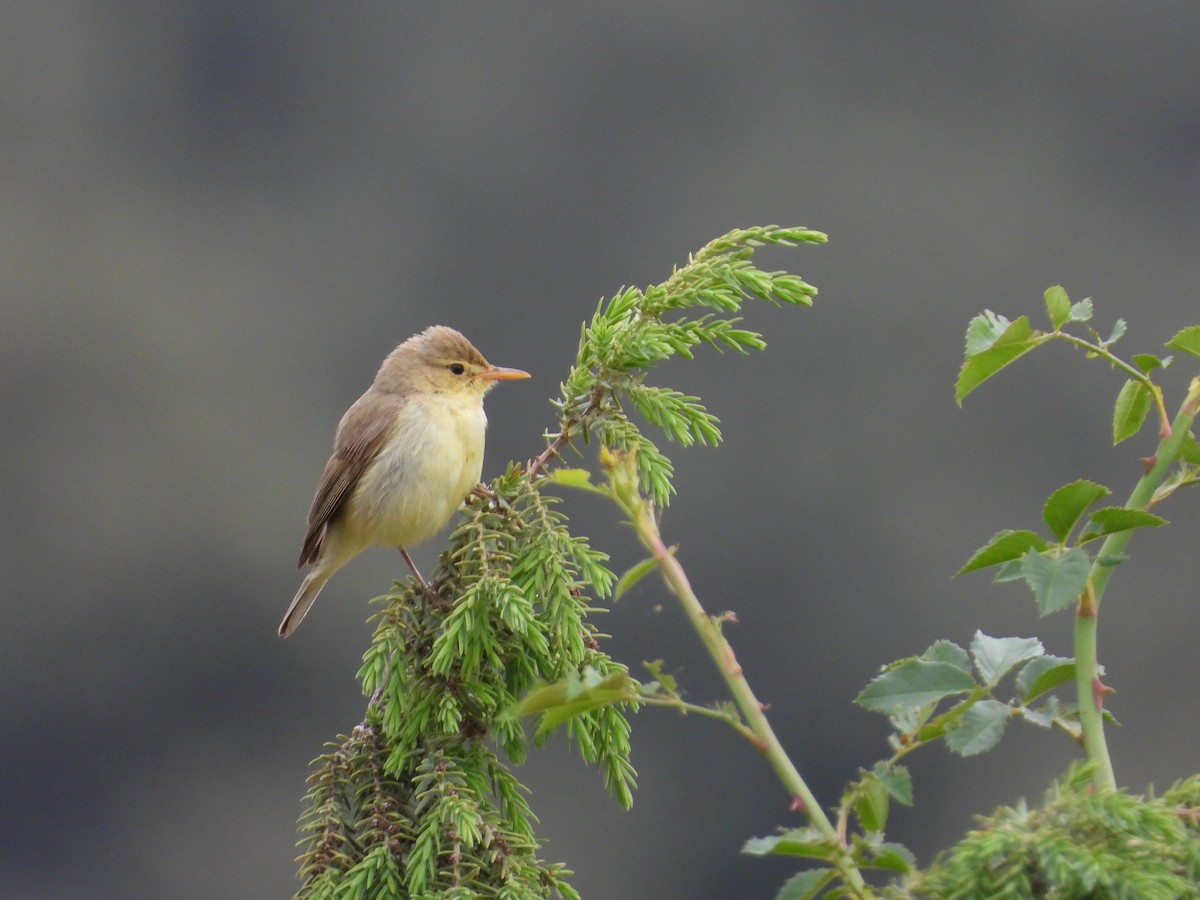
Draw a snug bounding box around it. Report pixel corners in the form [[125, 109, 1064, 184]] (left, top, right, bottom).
[[956, 530, 1049, 575], [872, 761, 913, 806], [774, 868, 836, 900], [887, 703, 935, 738], [855, 774, 889, 832], [614, 556, 660, 600], [1112, 379, 1152, 444], [992, 559, 1025, 582], [1078, 506, 1166, 543], [964, 310, 1013, 356], [1166, 325, 1200, 359], [1020, 547, 1092, 616], [1016, 654, 1074, 702], [1068, 297, 1093, 322], [945, 699, 1010, 756], [922, 640, 971, 672], [955, 316, 1038, 405], [1042, 479, 1110, 542], [868, 842, 916, 873], [855, 659, 977, 712], [1132, 353, 1170, 374], [1101, 318, 1127, 347], [743, 829, 836, 860], [970, 632, 1044, 687], [1044, 286, 1070, 329]]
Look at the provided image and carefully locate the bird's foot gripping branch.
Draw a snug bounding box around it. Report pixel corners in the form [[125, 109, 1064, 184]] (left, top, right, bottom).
[[291, 236, 1200, 899]]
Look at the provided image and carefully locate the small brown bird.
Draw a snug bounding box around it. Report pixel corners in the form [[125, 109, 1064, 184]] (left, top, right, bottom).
[[278, 326, 529, 637]]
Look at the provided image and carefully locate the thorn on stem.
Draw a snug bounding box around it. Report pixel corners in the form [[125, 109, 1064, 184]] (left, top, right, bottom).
[[1092, 676, 1115, 710], [1141, 455, 1157, 474], [790, 795, 807, 815]]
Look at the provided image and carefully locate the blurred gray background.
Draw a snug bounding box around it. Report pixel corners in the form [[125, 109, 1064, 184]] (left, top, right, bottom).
[[3, 4, 1198, 898]]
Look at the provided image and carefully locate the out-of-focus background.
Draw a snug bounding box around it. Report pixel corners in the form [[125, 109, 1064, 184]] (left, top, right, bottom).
[[3, 4, 1199, 898]]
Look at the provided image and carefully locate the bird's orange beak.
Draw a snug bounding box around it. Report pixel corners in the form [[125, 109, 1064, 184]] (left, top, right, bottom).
[[480, 365, 531, 382]]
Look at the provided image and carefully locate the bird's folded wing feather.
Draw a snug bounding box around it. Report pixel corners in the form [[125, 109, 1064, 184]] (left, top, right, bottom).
[[298, 394, 400, 566]]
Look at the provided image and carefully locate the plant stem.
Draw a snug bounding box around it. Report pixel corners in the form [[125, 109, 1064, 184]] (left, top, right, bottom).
[[1073, 384, 1200, 790], [1052, 332, 1171, 436], [627, 500, 870, 896]]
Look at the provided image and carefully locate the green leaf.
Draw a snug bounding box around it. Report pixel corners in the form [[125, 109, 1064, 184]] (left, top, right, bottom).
[[922, 640, 971, 673], [855, 774, 889, 832], [515, 669, 635, 737], [743, 829, 836, 860], [956, 530, 1048, 575], [1020, 547, 1091, 616], [642, 659, 678, 696], [545, 468, 608, 495], [1016, 654, 1074, 702], [970, 632, 1044, 687], [774, 868, 835, 900], [1042, 479, 1110, 542], [614, 556, 660, 600], [1044, 285, 1071, 329], [872, 761, 913, 806], [964, 310, 1013, 356], [1132, 353, 1170, 374], [1166, 324, 1200, 359], [1180, 432, 1200, 465], [945, 699, 1010, 756], [992, 559, 1025, 582], [855, 659, 977, 712], [868, 842, 916, 873], [1068, 297, 1093, 322], [1112, 379, 1152, 444], [1078, 507, 1166, 543], [1102, 318, 1127, 346], [955, 316, 1038, 405]]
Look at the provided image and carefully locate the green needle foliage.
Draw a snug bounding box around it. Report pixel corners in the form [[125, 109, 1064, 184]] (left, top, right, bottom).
[[293, 226, 827, 899], [903, 766, 1200, 899]]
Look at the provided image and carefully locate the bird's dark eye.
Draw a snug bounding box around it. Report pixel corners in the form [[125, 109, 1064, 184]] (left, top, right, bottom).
[[448, 363, 466, 375]]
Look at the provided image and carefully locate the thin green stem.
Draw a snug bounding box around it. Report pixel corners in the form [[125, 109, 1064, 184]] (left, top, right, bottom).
[[1092, 393, 1198, 603], [1051, 331, 1171, 436], [635, 695, 761, 744], [1073, 382, 1200, 790], [1073, 583, 1114, 789], [625, 498, 870, 896]]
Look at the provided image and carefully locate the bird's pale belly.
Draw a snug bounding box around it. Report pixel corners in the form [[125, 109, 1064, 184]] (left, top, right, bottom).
[[344, 400, 485, 548]]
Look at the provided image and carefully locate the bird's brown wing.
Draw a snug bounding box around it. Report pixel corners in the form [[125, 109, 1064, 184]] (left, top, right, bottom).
[[298, 393, 400, 567]]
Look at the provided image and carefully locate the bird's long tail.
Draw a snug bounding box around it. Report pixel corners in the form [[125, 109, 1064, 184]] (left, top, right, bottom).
[[278, 568, 334, 638]]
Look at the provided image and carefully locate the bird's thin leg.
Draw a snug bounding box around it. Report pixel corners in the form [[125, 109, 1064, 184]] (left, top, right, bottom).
[[398, 547, 434, 591]]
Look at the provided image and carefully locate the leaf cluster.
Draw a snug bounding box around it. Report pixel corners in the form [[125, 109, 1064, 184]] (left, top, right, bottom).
[[855, 632, 1076, 764], [956, 286, 1200, 448], [957, 478, 1164, 617]]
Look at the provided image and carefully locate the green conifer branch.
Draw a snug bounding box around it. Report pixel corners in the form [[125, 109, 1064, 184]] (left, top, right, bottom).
[[294, 226, 826, 897]]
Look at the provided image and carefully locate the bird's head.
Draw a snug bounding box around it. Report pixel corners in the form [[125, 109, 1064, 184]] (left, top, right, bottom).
[[377, 325, 530, 399]]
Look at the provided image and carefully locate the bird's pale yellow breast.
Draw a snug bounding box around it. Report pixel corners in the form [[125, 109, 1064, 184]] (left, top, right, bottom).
[[344, 391, 487, 548]]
